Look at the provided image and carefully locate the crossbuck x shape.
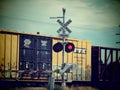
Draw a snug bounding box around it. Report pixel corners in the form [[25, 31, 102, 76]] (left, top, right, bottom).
[[57, 19, 72, 34]]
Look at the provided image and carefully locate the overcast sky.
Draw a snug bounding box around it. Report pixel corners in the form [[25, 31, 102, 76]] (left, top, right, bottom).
[[0, 0, 120, 48]]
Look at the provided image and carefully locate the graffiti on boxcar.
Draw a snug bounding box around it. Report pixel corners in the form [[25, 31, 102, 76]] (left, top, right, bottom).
[[41, 40, 47, 46], [24, 39, 31, 48], [0, 64, 4, 77], [85, 65, 91, 80]]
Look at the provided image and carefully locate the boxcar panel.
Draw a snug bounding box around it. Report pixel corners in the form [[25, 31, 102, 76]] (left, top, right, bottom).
[[0, 33, 19, 78]]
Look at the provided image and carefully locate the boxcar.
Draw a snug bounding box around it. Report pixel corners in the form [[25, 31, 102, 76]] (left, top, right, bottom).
[[92, 46, 120, 82], [0, 30, 91, 82]]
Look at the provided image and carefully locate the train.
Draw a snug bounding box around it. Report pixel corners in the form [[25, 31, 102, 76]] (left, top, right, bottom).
[[0, 30, 120, 87]]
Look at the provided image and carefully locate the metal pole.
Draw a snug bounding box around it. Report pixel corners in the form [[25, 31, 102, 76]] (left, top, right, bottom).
[[61, 8, 66, 86], [50, 8, 72, 86]]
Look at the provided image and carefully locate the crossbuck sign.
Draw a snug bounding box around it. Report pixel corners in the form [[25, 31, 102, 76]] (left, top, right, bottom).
[[57, 19, 72, 37]]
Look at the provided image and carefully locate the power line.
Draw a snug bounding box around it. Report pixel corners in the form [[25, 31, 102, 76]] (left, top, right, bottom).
[[1, 15, 119, 34], [0, 15, 56, 25]]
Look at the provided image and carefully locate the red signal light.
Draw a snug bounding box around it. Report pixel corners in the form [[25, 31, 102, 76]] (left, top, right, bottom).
[[65, 42, 75, 53], [68, 44, 73, 50]]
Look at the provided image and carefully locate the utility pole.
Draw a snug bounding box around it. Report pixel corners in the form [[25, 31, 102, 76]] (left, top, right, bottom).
[[50, 8, 72, 86], [116, 25, 120, 44]]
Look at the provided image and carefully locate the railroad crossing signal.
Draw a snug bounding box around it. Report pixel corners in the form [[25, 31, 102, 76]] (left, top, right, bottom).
[[57, 19, 72, 34], [50, 8, 72, 86], [53, 42, 75, 53]]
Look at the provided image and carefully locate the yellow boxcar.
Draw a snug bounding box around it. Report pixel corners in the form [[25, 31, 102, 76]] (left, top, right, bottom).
[[0, 31, 19, 78], [0, 30, 91, 82]]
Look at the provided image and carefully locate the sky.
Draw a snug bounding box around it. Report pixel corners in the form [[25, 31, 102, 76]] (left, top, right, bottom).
[[0, 0, 120, 48]]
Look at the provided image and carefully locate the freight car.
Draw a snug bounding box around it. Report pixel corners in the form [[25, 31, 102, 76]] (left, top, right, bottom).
[[91, 46, 120, 90], [0, 30, 91, 82], [0, 30, 120, 88], [91, 46, 120, 86]]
